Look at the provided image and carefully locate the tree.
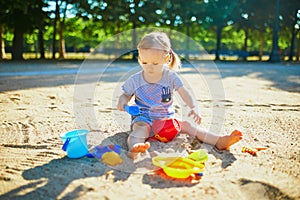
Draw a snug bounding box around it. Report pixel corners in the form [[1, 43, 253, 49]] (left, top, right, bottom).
[[0, 0, 48, 60], [86, 0, 159, 50], [51, 0, 59, 59], [281, 0, 300, 61], [121, 0, 158, 48], [0, 25, 6, 59], [58, 0, 70, 59], [157, 0, 204, 59], [50, 0, 77, 59], [38, 27, 45, 59], [203, 0, 240, 61], [269, 0, 281, 62], [235, 0, 259, 60], [0, 0, 7, 59]]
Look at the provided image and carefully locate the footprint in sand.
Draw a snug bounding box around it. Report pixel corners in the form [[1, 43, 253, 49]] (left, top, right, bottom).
[[238, 179, 292, 199], [9, 95, 21, 104]]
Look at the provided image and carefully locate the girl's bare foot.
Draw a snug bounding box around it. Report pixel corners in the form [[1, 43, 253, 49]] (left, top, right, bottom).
[[128, 142, 150, 159], [216, 130, 243, 150]]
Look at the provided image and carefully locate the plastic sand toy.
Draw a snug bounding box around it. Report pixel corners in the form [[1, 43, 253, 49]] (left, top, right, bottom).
[[124, 105, 140, 115], [86, 145, 121, 158], [151, 118, 181, 143], [152, 150, 208, 179], [59, 129, 89, 158], [188, 150, 209, 163], [87, 145, 123, 166], [241, 146, 268, 156], [102, 151, 123, 166], [152, 157, 205, 179]]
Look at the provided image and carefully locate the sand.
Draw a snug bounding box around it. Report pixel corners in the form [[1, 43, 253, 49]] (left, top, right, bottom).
[[0, 61, 299, 200]]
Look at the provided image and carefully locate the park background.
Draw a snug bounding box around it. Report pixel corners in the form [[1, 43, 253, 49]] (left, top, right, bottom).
[[0, 0, 300, 62]]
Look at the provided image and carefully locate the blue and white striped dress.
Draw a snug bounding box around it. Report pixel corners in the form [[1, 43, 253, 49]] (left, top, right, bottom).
[[122, 68, 183, 125]]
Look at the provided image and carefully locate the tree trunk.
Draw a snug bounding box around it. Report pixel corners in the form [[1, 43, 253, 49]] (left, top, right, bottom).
[[243, 28, 248, 61], [0, 25, 6, 60], [132, 23, 137, 49], [289, 28, 296, 61], [131, 22, 137, 60], [59, 1, 68, 59], [12, 27, 24, 60], [59, 20, 65, 59], [259, 35, 264, 61], [185, 24, 190, 59], [215, 25, 222, 61], [269, 0, 280, 62], [297, 31, 300, 61], [116, 22, 120, 49], [38, 28, 45, 59], [289, 9, 299, 61], [52, 0, 59, 59]]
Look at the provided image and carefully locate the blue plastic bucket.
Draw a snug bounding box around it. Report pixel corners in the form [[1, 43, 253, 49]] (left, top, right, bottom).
[[59, 129, 89, 158]]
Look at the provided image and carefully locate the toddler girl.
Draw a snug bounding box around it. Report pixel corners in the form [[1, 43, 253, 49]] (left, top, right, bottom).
[[117, 32, 242, 159]]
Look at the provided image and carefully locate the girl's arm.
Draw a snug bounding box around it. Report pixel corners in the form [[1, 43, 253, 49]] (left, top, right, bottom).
[[177, 86, 202, 125], [117, 93, 132, 111]]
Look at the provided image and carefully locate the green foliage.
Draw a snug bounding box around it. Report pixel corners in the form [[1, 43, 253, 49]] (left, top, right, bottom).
[[0, 0, 48, 33], [1, 0, 300, 59]]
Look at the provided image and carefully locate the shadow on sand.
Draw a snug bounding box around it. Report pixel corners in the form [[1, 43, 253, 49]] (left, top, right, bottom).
[[0, 132, 135, 200], [1, 130, 238, 199]]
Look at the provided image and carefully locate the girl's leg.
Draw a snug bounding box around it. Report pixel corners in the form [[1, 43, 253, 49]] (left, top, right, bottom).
[[128, 121, 151, 158], [180, 121, 242, 150]]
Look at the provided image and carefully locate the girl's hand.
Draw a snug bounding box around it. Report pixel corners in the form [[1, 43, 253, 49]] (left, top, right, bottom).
[[177, 87, 201, 124], [117, 93, 131, 111], [117, 102, 125, 111], [188, 109, 202, 125]]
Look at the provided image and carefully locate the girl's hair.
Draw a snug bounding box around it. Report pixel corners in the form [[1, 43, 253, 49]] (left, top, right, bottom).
[[137, 32, 181, 70]]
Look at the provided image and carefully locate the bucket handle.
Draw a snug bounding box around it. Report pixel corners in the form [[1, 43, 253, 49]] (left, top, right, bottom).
[[62, 138, 71, 151]]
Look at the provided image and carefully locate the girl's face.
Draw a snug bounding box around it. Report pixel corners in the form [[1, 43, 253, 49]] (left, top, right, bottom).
[[138, 49, 169, 75]]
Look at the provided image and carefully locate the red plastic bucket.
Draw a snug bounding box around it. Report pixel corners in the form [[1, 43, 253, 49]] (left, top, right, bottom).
[[151, 119, 181, 142]]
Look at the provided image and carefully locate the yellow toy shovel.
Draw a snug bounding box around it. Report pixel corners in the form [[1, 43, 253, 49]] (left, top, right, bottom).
[[152, 156, 205, 179]]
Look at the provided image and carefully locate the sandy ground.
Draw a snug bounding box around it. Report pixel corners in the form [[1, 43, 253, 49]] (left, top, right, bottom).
[[0, 60, 299, 200]]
